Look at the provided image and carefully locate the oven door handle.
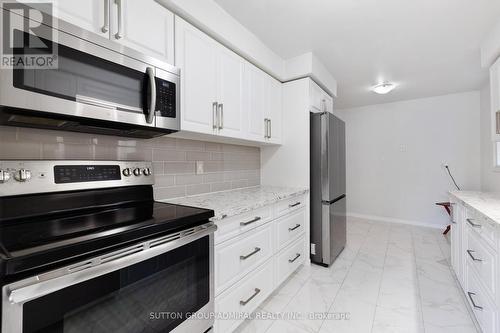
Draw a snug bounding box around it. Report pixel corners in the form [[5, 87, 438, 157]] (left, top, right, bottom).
[[6, 223, 216, 305], [145, 67, 156, 124]]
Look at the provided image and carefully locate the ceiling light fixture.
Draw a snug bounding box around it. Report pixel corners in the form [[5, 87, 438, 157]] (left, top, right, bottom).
[[371, 82, 396, 95]]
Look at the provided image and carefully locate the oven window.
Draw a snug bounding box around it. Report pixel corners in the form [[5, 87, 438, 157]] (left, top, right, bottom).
[[22, 236, 210, 333], [12, 30, 147, 113]]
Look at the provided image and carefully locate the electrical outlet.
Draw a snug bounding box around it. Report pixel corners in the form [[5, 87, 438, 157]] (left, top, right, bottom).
[[196, 161, 204, 175]]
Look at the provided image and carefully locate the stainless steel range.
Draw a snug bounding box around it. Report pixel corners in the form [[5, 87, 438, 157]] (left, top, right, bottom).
[[0, 160, 216, 333]]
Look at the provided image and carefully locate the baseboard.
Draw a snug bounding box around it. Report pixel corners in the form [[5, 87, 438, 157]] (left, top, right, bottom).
[[346, 212, 446, 230]]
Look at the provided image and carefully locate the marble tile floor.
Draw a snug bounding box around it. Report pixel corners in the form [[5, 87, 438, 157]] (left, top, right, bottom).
[[234, 217, 479, 333]]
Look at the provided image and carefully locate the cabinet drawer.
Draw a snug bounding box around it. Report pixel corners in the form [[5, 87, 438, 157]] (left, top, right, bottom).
[[275, 235, 306, 286], [466, 229, 497, 297], [276, 208, 306, 250], [215, 259, 274, 333], [215, 223, 273, 295], [275, 194, 306, 217], [214, 205, 273, 245], [466, 262, 497, 333], [466, 208, 497, 249]]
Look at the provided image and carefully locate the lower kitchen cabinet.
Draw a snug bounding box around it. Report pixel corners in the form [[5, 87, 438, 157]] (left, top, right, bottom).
[[449, 193, 500, 333], [214, 193, 307, 332]]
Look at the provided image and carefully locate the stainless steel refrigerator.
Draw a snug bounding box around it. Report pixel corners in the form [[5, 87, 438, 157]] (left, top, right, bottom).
[[310, 112, 346, 267]]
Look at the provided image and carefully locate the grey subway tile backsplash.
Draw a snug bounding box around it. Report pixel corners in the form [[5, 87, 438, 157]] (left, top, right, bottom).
[[0, 126, 261, 200]]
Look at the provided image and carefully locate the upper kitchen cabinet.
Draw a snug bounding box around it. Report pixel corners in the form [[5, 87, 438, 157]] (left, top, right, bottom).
[[50, 0, 109, 38], [175, 17, 218, 135], [216, 47, 245, 139], [110, 0, 174, 64], [245, 63, 283, 144], [266, 77, 283, 144], [246, 63, 268, 142], [175, 17, 281, 145], [310, 80, 333, 113], [175, 17, 252, 142], [46, 0, 174, 65], [490, 57, 500, 141]]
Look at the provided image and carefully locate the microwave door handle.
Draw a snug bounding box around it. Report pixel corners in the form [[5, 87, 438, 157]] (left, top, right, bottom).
[[146, 67, 156, 124]]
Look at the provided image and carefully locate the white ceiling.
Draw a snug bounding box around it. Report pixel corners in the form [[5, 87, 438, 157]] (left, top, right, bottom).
[[213, 0, 500, 108]]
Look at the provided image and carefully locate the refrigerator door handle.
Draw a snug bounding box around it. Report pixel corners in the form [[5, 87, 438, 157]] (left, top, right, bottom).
[[322, 194, 347, 205]]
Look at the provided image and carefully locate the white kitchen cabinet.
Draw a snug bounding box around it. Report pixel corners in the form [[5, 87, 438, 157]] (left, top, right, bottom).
[[176, 17, 247, 139], [216, 46, 245, 139], [490, 57, 500, 141], [42, 0, 174, 64], [449, 194, 500, 333], [214, 193, 307, 332], [245, 63, 283, 144], [310, 79, 333, 113], [110, 0, 174, 64], [175, 17, 218, 134], [245, 63, 268, 142], [50, 0, 109, 38], [266, 77, 283, 144]]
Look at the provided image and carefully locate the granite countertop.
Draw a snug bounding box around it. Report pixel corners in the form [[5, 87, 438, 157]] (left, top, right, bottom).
[[449, 191, 500, 224], [160, 186, 309, 221]]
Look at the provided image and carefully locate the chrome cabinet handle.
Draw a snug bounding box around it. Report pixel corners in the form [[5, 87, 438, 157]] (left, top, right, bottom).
[[240, 288, 261, 306], [467, 218, 481, 228], [467, 292, 483, 310], [145, 67, 156, 124], [240, 247, 261, 260], [114, 0, 123, 39], [467, 250, 483, 262], [212, 102, 218, 130], [268, 118, 272, 138], [218, 103, 224, 129], [289, 202, 301, 208], [289, 253, 301, 263], [240, 216, 261, 226], [264, 118, 268, 138], [288, 224, 301, 232], [102, 0, 109, 33]]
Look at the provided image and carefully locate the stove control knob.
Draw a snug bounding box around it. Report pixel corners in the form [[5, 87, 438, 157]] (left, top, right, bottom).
[[0, 170, 10, 183], [142, 168, 152, 176], [122, 168, 132, 177], [14, 169, 31, 182], [133, 168, 141, 176]]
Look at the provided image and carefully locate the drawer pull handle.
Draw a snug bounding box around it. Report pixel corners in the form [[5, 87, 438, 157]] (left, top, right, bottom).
[[467, 292, 483, 310], [289, 224, 301, 232], [467, 219, 481, 228], [289, 253, 301, 263], [240, 247, 261, 260], [289, 202, 301, 208], [467, 250, 483, 262], [240, 288, 261, 306], [240, 216, 261, 226]]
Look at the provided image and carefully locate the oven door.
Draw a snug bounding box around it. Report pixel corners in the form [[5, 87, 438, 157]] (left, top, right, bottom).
[[2, 224, 216, 333], [0, 12, 179, 133]]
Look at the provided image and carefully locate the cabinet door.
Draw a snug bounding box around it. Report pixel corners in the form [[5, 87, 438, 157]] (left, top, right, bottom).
[[267, 77, 282, 144], [245, 63, 267, 142], [111, 0, 174, 64], [309, 79, 324, 112], [52, 0, 109, 38], [490, 57, 500, 141], [216, 46, 245, 139], [175, 18, 217, 134]]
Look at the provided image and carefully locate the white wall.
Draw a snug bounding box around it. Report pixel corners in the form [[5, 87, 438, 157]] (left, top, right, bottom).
[[338, 92, 481, 228], [480, 83, 500, 191]]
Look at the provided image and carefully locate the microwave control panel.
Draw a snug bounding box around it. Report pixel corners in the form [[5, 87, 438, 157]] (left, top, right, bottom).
[[155, 78, 176, 118]]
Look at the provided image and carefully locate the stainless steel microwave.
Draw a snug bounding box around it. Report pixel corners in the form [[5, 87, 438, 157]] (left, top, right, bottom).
[[0, 8, 180, 138]]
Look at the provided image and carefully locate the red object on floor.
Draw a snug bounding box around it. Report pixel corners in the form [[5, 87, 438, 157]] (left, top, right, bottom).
[[436, 202, 452, 235]]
